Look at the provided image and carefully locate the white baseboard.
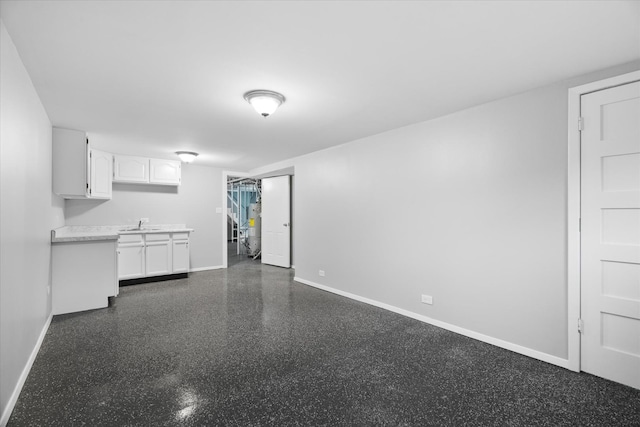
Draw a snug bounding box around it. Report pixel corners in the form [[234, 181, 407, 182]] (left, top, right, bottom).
[[294, 276, 570, 370], [190, 265, 224, 272], [1, 313, 53, 427]]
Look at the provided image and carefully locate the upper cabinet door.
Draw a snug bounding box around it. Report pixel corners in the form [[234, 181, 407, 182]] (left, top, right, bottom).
[[113, 155, 150, 183], [89, 149, 112, 199], [53, 127, 89, 198], [150, 159, 181, 185]]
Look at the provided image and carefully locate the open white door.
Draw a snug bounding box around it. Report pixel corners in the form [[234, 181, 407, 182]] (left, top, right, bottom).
[[581, 81, 640, 389], [261, 175, 290, 268]]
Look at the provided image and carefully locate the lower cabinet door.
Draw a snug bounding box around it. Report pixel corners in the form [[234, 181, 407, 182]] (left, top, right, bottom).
[[145, 240, 172, 276], [118, 244, 145, 279], [172, 239, 189, 273]]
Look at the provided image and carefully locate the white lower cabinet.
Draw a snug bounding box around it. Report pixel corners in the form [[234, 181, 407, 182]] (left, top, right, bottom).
[[145, 233, 172, 277], [118, 244, 145, 279], [172, 233, 190, 273], [118, 232, 190, 280], [117, 234, 145, 279], [53, 240, 118, 315]]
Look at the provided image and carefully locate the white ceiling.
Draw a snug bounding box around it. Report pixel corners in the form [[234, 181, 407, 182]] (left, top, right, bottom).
[[2, 1, 639, 170]]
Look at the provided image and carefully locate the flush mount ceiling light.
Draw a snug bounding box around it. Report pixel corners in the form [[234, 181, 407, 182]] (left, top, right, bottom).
[[175, 151, 198, 163], [243, 90, 286, 117]]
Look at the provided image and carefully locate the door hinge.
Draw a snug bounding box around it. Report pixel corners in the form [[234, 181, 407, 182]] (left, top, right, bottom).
[[578, 117, 584, 131], [578, 318, 584, 334]]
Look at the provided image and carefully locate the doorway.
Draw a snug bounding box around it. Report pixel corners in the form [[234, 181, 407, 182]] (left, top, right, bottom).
[[222, 170, 294, 270], [226, 176, 262, 267]]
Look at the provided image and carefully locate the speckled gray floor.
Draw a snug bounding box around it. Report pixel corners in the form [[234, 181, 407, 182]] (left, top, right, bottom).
[[9, 257, 640, 426]]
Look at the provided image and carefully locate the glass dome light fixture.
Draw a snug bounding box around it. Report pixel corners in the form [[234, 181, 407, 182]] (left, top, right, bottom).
[[243, 90, 286, 117], [175, 151, 198, 163]]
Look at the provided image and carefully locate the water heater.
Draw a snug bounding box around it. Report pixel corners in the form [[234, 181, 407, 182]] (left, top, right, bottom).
[[247, 202, 261, 257]]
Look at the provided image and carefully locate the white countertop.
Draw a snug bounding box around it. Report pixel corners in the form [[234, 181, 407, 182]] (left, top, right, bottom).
[[51, 224, 194, 243]]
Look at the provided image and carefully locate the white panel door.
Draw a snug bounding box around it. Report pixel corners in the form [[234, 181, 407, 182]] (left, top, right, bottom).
[[261, 175, 291, 268], [581, 81, 640, 389]]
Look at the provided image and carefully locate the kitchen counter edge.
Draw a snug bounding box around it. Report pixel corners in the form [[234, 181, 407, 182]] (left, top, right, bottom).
[[51, 226, 194, 243]]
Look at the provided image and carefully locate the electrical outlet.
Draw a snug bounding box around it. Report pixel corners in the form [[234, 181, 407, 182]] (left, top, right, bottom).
[[319, 270, 325, 277], [421, 294, 433, 305]]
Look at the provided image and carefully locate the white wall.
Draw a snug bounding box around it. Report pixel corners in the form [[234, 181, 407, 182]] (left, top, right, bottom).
[[65, 163, 223, 270], [254, 61, 640, 362], [0, 21, 64, 425]]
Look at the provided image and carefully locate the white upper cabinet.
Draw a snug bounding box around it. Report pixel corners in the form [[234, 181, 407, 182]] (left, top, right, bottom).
[[90, 149, 113, 199], [150, 158, 181, 185], [53, 127, 112, 199], [113, 155, 181, 186], [113, 155, 149, 183]]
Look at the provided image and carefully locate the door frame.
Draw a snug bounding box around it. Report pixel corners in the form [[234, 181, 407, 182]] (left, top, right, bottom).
[[222, 167, 295, 269], [567, 70, 640, 372], [222, 170, 250, 269]]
